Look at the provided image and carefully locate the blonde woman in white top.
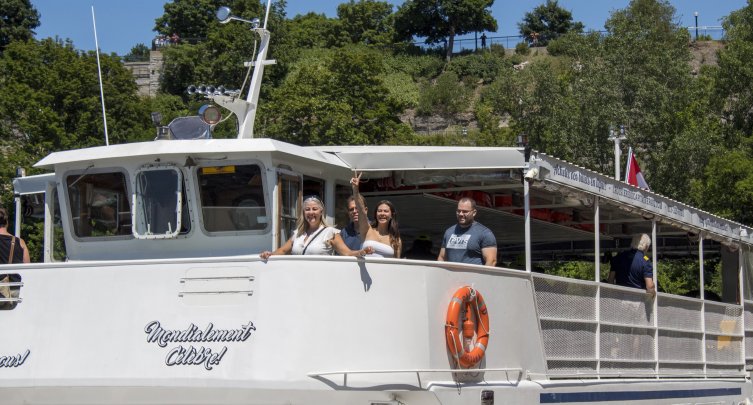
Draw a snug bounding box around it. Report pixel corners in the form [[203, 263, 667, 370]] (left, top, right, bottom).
[[260, 196, 373, 259]]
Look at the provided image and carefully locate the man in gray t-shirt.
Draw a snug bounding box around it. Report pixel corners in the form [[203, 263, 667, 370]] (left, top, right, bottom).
[[438, 197, 497, 266]]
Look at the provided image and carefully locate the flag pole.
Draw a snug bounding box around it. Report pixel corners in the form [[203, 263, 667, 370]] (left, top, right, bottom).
[[92, 7, 109, 146], [624, 147, 633, 183]]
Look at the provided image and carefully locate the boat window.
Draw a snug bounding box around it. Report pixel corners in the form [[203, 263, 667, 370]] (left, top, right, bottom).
[[51, 189, 67, 262], [133, 166, 184, 239], [197, 165, 268, 233], [334, 183, 351, 228], [66, 171, 130, 238], [278, 174, 301, 245], [303, 176, 324, 200]]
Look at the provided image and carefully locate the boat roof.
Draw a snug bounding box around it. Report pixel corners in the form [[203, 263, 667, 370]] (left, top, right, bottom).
[[33, 138, 348, 170], [309, 145, 527, 171]]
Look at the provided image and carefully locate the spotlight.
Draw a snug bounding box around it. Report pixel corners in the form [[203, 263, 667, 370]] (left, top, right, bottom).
[[197, 84, 207, 94], [187, 84, 196, 95]]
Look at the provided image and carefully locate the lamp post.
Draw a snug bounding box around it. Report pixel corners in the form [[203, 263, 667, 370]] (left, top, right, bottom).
[[608, 125, 627, 181], [695, 12, 699, 40]]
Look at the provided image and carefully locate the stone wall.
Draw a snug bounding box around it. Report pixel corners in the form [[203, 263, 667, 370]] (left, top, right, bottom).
[[123, 51, 163, 97]]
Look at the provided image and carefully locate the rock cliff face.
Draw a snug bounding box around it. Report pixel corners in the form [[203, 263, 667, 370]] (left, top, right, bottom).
[[399, 110, 479, 133]]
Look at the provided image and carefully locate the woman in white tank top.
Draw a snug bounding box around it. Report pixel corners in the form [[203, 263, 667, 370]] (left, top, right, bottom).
[[260, 196, 374, 260], [350, 171, 402, 258]]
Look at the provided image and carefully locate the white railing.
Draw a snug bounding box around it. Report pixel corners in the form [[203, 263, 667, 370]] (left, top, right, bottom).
[[532, 273, 746, 378]]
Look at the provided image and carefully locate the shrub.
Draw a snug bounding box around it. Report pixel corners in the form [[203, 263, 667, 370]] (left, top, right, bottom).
[[446, 53, 508, 83], [417, 72, 473, 115], [382, 54, 444, 80], [507, 54, 523, 65], [382, 72, 420, 108], [515, 41, 531, 56], [696, 34, 713, 41], [490, 43, 507, 58]]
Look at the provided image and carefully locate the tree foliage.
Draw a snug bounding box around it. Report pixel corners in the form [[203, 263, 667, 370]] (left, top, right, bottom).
[[257, 49, 412, 145], [335, 0, 397, 46], [517, 0, 583, 46], [394, 0, 497, 62], [0, 37, 154, 261], [0, 0, 40, 51], [483, 0, 712, 202]]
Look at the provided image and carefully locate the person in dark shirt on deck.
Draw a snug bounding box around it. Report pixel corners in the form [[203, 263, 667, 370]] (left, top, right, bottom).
[[438, 197, 497, 266], [607, 234, 656, 298]]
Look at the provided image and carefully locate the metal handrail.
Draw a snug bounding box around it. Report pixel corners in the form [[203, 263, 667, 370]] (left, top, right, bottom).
[[0, 282, 23, 287], [308, 368, 523, 377], [0, 298, 22, 303]]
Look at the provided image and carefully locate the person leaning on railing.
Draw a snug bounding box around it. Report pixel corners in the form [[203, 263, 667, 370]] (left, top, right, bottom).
[[606, 234, 656, 298], [259, 195, 373, 260], [0, 208, 29, 264]]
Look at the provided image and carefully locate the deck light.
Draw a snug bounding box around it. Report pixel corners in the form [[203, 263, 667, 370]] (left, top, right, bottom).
[[217, 85, 225, 95], [252, 18, 261, 29], [197, 84, 207, 94], [187, 84, 196, 95], [150, 111, 163, 126], [207, 84, 216, 95]]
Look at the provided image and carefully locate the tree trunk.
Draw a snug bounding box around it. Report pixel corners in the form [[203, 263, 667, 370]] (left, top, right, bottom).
[[446, 24, 456, 63]]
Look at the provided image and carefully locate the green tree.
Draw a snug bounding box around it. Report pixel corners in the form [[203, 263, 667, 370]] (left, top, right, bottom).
[[158, 0, 291, 100], [285, 12, 340, 48], [154, 0, 267, 38], [394, 0, 498, 62], [691, 150, 753, 225], [709, 0, 753, 149], [334, 0, 397, 46], [0, 0, 40, 51], [257, 49, 412, 145], [125, 43, 150, 61], [0, 37, 154, 260], [517, 0, 583, 46], [483, 0, 714, 202]]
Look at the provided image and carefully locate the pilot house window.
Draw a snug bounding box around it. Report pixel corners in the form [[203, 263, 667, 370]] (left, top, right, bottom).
[[197, 165, 268, 232], [66, 171, 130, 238]]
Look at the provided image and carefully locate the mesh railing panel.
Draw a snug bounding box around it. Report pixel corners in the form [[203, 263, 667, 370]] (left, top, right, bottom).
[[747, 359, 753, 371], [658, 330, 703, 362], [745, 302, 753, 332], [657, 296, 703, 332], [600, 287, 653, 327], [547, 360, 597, 372], [600, 362, 655, 373], [658, 363, 704, 375], [540, 319, 596, 359], [746, 331, 753, 359], [704, 303, 743, 335], [705, 334, 743, 364], [533, 276, 596, 321], [600, 325, 655, 361]]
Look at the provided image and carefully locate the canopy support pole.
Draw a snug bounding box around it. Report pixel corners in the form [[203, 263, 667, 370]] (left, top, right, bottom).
[[594, 197, 599, 281], [524, 180, 531, 273], [14, 194, 21, 237]]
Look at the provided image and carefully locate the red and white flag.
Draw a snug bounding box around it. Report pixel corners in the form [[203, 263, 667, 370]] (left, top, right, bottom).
[[624, 147, 650, 190]]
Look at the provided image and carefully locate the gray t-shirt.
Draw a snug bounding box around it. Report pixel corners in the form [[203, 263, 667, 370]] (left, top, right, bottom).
[[441, 222, 497, 265]]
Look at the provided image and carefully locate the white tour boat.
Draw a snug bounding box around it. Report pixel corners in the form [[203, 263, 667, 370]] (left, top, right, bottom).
[[3, 4, 753, 405]]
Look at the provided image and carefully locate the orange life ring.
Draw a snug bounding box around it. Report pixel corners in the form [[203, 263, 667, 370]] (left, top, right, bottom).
[[445, 286, 490, 368]]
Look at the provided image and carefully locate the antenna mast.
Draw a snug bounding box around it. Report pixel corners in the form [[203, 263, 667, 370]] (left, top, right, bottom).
[[92, 7, 110, 146]]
